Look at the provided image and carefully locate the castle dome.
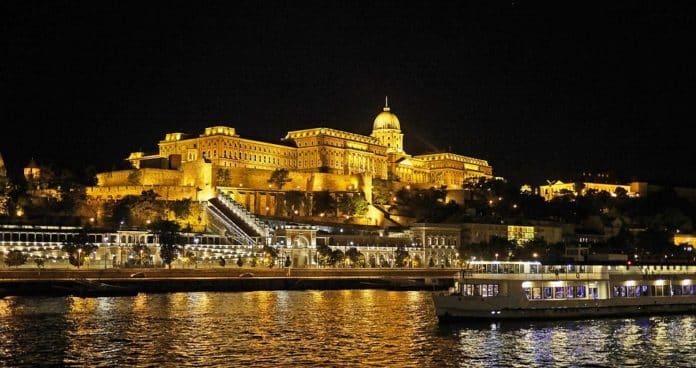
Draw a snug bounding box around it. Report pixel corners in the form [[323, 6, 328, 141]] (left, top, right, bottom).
[[372, 98, 401, 131]]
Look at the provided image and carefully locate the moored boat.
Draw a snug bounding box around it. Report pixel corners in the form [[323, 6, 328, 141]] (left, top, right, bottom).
[[433, 261, 696, 320], [52, 279, 139, 298]]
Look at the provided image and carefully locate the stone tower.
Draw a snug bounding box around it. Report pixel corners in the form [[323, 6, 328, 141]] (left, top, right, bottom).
[[370, 97, 404, 153]]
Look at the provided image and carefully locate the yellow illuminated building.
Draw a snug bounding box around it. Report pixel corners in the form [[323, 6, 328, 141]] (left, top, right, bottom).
[[673, 234, 696, 248], [461, 223, 563, 245], [88, 100, 493, 225], [122, 99, 491, 187], [538, 180, 641, 201]]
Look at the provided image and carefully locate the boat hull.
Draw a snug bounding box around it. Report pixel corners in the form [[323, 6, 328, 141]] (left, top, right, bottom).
[[433, 294, 696, 320], [51, 280, 139, 298]]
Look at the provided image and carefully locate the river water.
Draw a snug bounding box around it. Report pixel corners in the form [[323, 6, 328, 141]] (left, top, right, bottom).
[[1, 290, 695, 367]]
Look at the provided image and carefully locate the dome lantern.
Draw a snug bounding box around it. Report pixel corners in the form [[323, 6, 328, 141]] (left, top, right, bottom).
[[372, 96, 401, 131]]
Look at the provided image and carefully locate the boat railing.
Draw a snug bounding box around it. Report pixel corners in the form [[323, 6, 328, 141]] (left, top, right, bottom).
[[459, 271, 609, 281]]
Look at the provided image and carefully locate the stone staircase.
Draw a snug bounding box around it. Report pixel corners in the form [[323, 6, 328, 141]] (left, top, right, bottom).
[[207, 189, 272, 245]]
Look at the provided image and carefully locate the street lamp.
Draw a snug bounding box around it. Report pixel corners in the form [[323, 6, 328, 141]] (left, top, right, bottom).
[[77, 248, 82, 270], [103, 236, 109, 269]]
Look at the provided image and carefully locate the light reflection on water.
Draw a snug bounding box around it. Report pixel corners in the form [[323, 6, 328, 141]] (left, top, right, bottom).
[[1, 291, 695, 367]]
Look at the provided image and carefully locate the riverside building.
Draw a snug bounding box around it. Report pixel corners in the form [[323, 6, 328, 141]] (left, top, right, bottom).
[[88, 100, 493, 226]]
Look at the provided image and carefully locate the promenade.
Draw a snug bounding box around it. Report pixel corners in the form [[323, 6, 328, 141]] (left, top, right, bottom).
[[0, 268, 457, 296]]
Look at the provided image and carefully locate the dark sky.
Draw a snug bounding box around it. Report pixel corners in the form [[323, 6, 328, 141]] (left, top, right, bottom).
[[2, 1, 695, 186]]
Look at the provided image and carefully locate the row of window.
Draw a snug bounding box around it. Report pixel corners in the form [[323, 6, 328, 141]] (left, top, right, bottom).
[[460, 283, 500, 297], [1, 233, 225, 245], [524, 286, 598, 300], [202, 139, 292, 156], [613, 285, 696, 297]]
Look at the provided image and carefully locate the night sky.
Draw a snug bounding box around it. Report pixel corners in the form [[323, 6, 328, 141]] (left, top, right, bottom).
[[2, 1, 695, 186]]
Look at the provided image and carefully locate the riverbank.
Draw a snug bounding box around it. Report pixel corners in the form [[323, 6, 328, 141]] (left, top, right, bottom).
[[0, 268, 456, 296]]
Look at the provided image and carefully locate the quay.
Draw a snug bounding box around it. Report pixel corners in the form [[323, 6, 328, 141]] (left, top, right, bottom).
[[0, 268, 456, 296]]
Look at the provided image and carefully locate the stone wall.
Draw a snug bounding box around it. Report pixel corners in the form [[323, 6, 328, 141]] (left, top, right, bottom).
[[97, 169, 183, 186], [86, 185, 197, 201]]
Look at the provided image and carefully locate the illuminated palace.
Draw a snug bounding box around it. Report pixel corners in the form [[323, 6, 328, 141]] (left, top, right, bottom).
[[88, 100, 492, 226]]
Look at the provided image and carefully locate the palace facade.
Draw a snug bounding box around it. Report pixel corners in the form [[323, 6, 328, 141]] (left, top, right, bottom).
[[127, 100, 490, 185], [88, 101, 493, 226]]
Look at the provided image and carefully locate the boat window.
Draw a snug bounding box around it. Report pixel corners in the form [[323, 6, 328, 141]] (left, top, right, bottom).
[[672, 285, 682, 296], [462, 284, 474, 296], [555, 287, 564, 299], [533, 287, 542, 299], [628, 286, 636, 297], [589, 287, 597, 299], [566, 286, 575, 298], [543, 287, 553, 299], [634, 285, 646, 297], [474, 284, 499, 297], [613, 286, 627, 297], [651, 285, 665, 297], [576, 286, 586, 298]]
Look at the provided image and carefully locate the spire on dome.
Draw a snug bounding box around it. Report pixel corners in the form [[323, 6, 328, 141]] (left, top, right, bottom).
[[384, 96, 390, 111]]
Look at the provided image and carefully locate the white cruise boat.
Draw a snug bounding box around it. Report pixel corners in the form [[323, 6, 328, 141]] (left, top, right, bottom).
[[433, 261, 696, 320]]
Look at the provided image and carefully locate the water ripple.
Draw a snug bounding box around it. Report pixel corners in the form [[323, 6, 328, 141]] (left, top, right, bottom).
[[1, 292, 695, 367]]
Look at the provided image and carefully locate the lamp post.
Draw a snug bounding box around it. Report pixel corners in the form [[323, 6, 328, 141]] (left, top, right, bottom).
[[347, 241, 354, 268], [103, 236, 109, 269], [77, 248, 82, 270]]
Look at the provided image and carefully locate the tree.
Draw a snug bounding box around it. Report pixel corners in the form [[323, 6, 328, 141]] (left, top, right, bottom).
[[61, 229, 98, 268], [216, 168, 231, 186], [635, 228, 673, 259], [263, 245, 279, 267], [316, 244, 334, 266], [606, 227, 636, 254], [615, 187, 628, 198], [34, 257, 45, 269], [4, 250, 28, 267], [574, 182, 586, 196], [169, 199, 192, 220], [284, 255, 292, 267], [131, 190, 164, 225], [236, 255, 244, 267], [183, 251, 198, 268], [338, 194, 369, 217], [219, 257, 226, 267], [379, 255, 390, 268], [351, 196, 369, 216], [394, 246, 409, 267], [428, 257, 435, 268], [331, 249, 345, 267], [372, 178, 393, 205], [393, 187, 454, 222], [151, 220, 182, 269], [412, 255, 423, 268], [0, 175, 13, 216], [268, 168, 292, 190], [103, 194, 138, 228], [346, 247, 362, 267], [312, 191, 336, 216], [284, 191, 305, 216], [132, 243, 150, 266]]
